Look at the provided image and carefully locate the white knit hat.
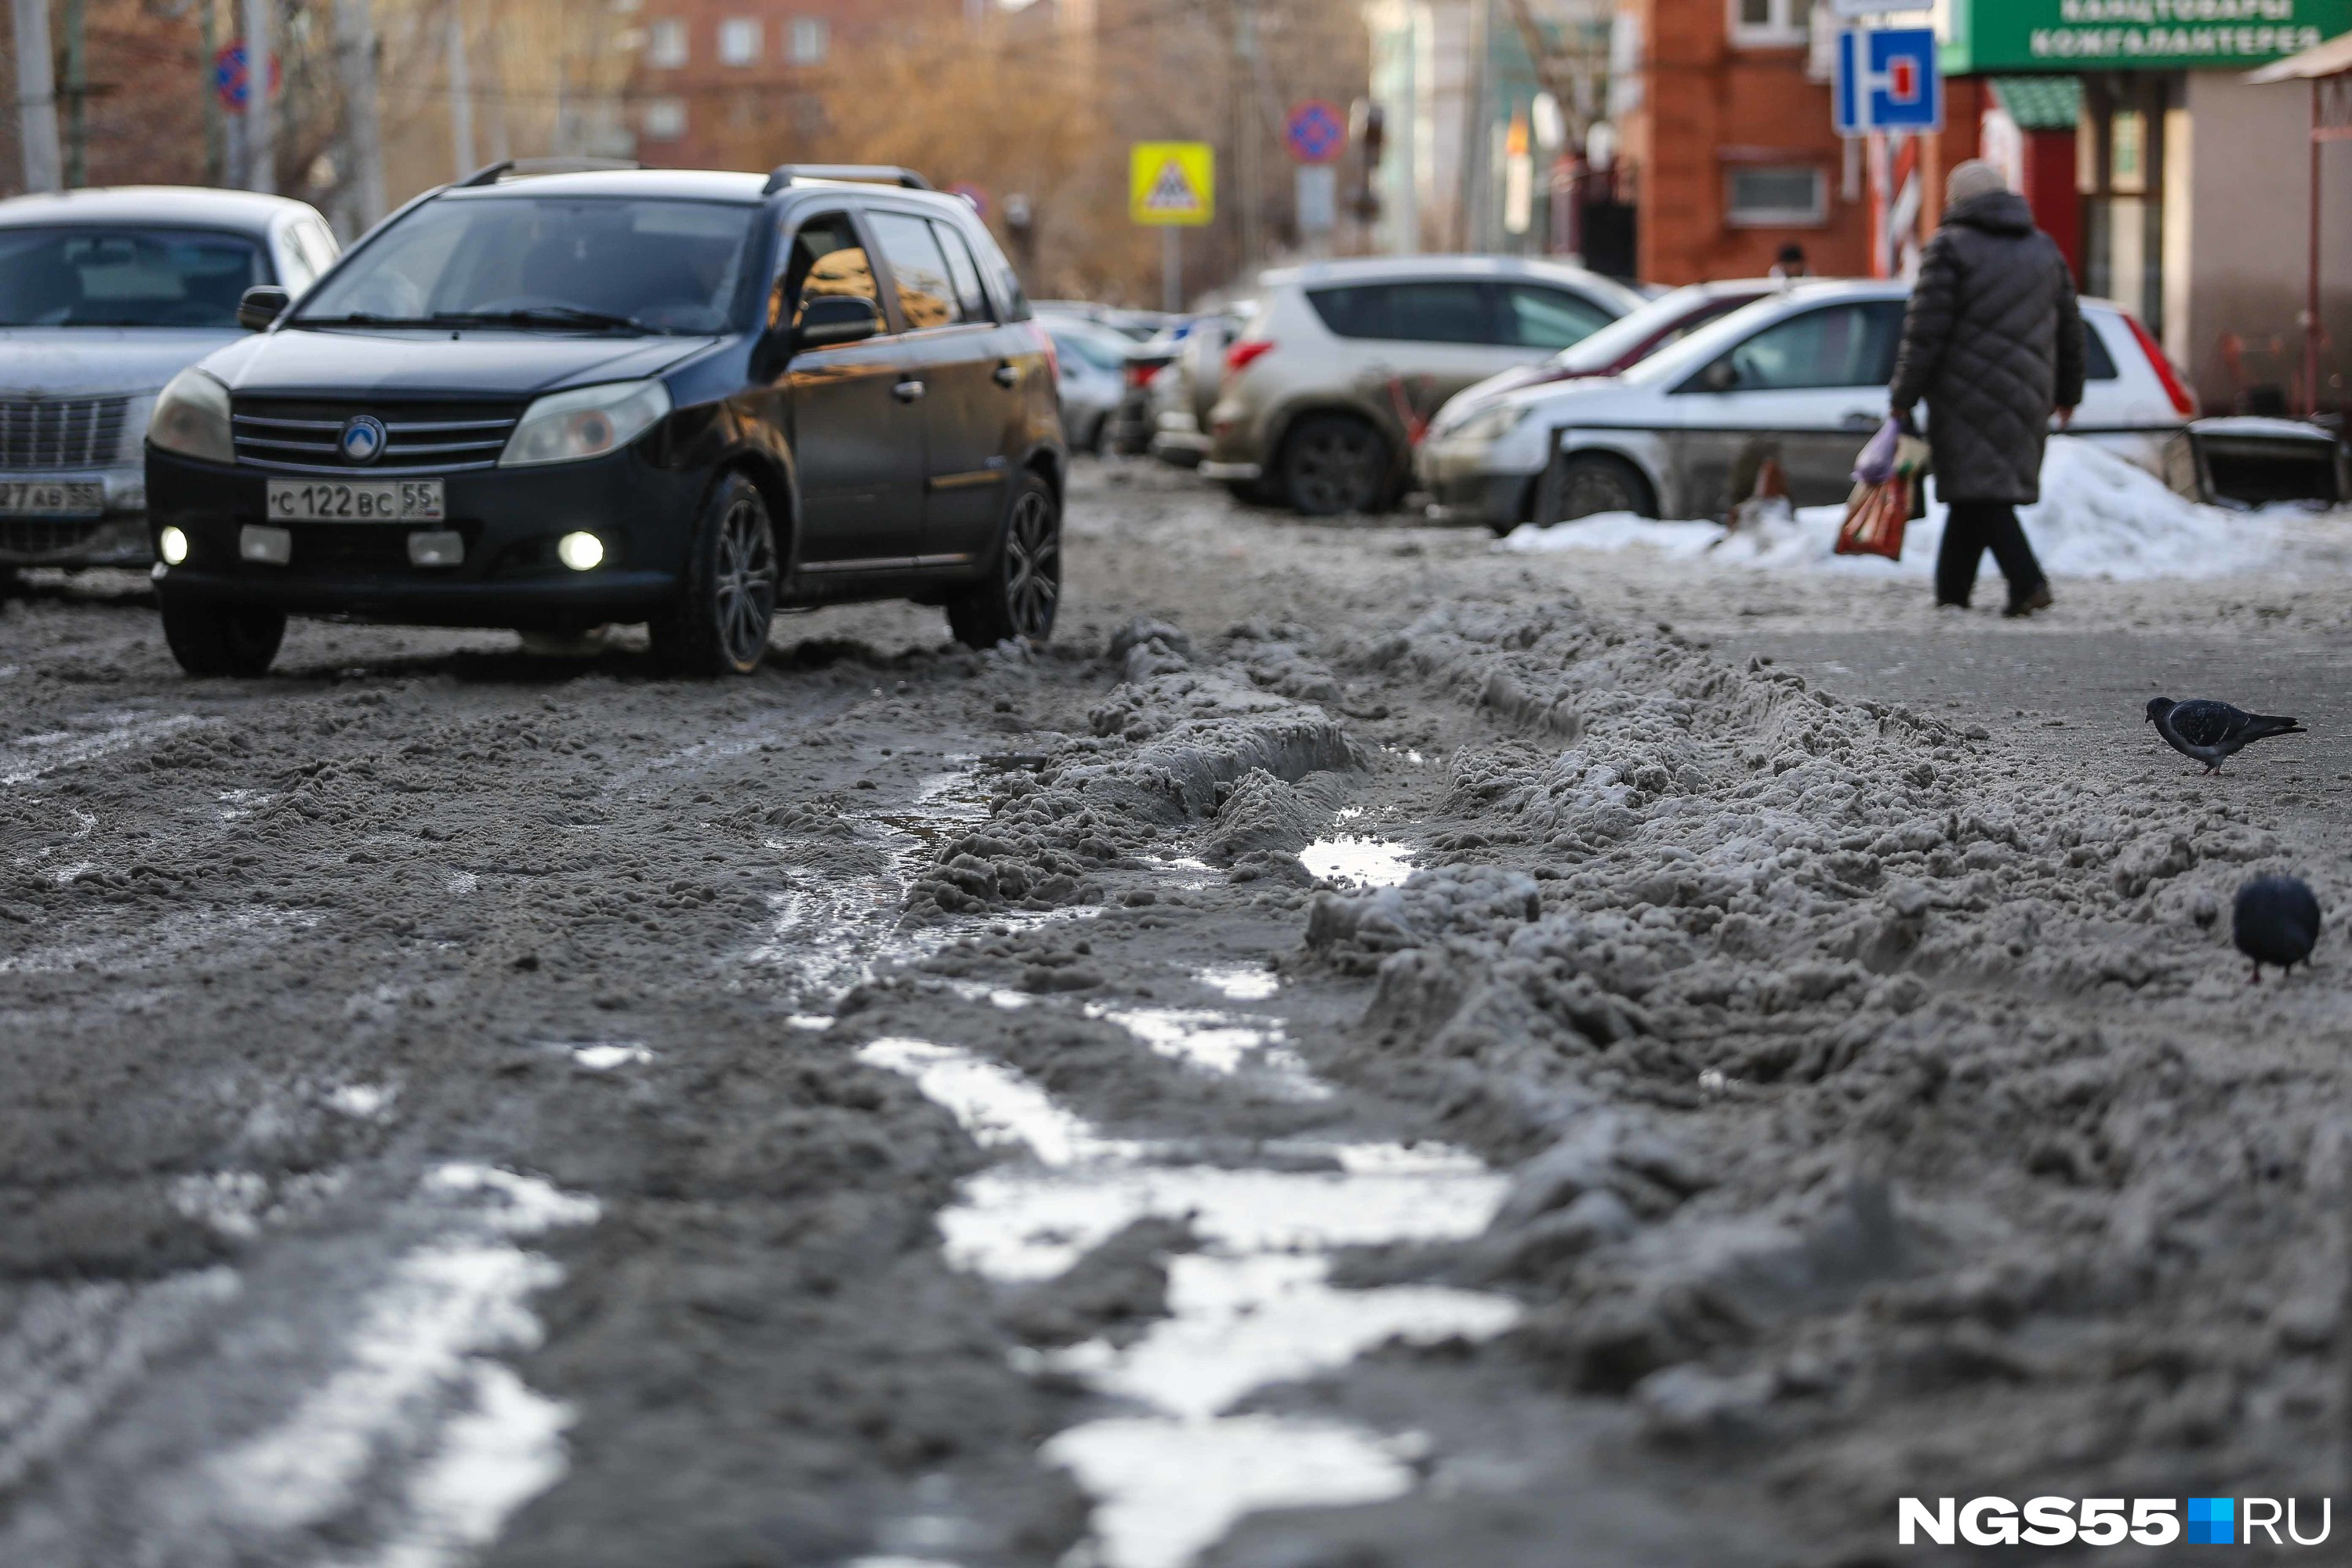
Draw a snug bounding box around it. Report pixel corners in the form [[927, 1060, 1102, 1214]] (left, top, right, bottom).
[[1946, 159, 2008, 207]]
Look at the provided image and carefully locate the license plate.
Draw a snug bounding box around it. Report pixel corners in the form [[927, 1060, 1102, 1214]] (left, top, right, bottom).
[[265, 478, 445, 524], [0, 481, 103, 517]]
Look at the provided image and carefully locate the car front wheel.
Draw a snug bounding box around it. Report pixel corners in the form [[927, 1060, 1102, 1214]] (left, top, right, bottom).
[[650, 473, 778, 677], [947, 473, 1059, 648], [161, 593, 286, 677]]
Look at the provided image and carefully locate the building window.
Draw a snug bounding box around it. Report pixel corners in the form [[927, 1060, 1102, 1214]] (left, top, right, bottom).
[[647, 17, 687, 67], [788, 16, 828, 65], [1731, 0, 1811, 45], [642, 96, 687, 140], [719, 17, 760, 65], [1726, 165, 1827, 227]]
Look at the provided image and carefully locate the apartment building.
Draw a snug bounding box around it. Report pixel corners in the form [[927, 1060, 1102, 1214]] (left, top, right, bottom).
[[627, 0, 962, 169]]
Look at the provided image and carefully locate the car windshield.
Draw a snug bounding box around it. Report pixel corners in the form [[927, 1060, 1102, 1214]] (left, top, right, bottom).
[[295, 195, 756, 334], [1620, 289, 1907, 387], [0, 227, 266, 328], [1550, 288, 1750, 373], [1051, 324, 1129, 372]]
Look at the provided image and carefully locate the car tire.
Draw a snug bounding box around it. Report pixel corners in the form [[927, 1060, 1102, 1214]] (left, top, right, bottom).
[[946, 471, 1060, 649], [1504, 453, 1655, 535], [649, 472, 778, 677], [0, 564, 17, 598], [1279, 414, 1390, 516], [160, 593, 286, 677], [1084, 415, 1108, 456]]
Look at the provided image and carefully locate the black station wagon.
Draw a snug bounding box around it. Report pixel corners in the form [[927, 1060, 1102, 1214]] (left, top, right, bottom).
[[144, 162, 1067, 676]]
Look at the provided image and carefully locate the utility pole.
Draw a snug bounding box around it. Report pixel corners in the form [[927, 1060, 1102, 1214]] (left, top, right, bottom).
[[334, 0, 386, 226], [200, 0, 226, 186], [1233, 0, 1261, 274], [447, 2, 475, 178], [11, 0, 61, 192], [242, 0, 274, 192], [61, 0, 85, 187]]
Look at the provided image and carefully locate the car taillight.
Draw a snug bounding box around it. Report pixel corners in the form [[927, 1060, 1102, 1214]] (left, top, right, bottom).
[[2123, 312, 2199, 418], [1124, 361, 1160, 390], [1225, 339, 1275, 378]]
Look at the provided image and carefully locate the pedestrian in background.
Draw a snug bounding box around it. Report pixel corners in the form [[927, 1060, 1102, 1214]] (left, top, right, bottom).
[[1888, 158, 2085, 618], [1770, 242, 1808, 281]]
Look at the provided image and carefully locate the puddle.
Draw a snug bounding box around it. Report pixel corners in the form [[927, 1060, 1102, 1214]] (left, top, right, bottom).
[[1197, 966, 1278, 1003], [189, 1164, 597, 1564], [857, 1040, 1515, 1568], [1299, 837, 1414, 889], [0, 710, 211, 786], [569, 1043, 652, 1072]]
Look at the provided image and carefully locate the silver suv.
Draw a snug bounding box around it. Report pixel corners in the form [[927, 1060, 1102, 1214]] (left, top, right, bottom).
[[1200, 256, 1642, 514], [0, 187, 339, 587]]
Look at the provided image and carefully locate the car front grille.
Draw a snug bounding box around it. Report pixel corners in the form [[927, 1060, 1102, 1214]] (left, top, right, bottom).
[[231, 399, 521, 474], [0, 518, 105, 554], [0, 396, 132, 469]]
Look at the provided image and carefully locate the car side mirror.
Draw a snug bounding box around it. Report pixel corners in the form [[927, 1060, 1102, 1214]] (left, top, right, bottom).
[[791, 295, 883, 352], [238, 285, 291, 332]]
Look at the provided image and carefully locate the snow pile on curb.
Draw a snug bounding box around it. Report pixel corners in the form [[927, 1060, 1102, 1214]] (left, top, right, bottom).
[[1498, 437, 2323, 581]]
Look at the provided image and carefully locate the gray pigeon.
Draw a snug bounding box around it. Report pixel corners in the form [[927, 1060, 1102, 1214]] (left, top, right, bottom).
[[2234, 874, 2321, 982], [2144, 697, 2305, 773]]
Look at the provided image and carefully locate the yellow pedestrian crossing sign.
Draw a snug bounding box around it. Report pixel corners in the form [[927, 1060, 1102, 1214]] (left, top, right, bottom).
[[1130, 142, 1214, 227]]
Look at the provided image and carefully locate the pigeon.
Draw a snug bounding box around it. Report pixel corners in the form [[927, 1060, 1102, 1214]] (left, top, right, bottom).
[[2144, 697, 2305, 773], [2234, 874, 2322, 982]]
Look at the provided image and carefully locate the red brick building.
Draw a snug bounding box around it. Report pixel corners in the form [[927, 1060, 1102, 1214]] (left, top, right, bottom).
[[627, 0, 961, 170], [1612, 0, 1980, 283]]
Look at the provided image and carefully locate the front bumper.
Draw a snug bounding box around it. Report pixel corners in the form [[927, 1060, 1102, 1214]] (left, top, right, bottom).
[[0, 466, 151, 566], [1416, 439, 1534, 528], [145, 446, 706, 630]]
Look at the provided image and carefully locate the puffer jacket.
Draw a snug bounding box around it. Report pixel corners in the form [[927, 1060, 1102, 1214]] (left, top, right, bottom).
[[1887, 190, 2085, 505]]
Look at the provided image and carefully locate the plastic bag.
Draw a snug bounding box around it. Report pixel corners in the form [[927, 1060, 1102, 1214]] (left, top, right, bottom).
[[1853, 417, 1903, 485], [1853, 418, 1932, 485], [1835, 475, 1911, 561]]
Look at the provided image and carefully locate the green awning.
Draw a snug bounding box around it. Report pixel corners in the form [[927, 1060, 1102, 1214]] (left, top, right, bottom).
[[1990, 76, 2084, 131]]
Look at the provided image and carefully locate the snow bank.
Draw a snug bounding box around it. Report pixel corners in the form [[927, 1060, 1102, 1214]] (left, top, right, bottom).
[[1498, 437, 2332, 581]]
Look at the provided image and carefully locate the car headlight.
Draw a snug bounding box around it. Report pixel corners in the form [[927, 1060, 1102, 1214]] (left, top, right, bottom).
[[149, 369, 234, 465], [1446, 403, 1533, 445], [499, 379, 672, 467]]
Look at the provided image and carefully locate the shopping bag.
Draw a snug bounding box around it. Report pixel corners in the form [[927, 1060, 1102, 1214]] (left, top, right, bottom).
[[1835, 475, 1911, 560]]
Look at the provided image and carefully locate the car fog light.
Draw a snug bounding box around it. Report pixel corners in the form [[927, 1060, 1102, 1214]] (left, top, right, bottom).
[[408, 529, 464, 568], [557, 532, 604, 571], [240, 524, 291, 564], [158, 525, 189, 564]]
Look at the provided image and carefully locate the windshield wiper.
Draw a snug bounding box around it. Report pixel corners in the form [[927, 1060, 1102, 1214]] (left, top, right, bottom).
[[430, 307, 660, 334], [292, 311, 442, 327]]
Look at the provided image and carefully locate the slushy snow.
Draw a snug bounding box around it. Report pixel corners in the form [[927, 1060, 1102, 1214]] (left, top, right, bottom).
[[1497, 437, 2336, 581]]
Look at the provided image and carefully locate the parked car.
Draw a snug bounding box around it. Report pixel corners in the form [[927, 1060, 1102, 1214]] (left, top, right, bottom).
[[144, 162, 1064, 677], [1201, 255, 1645, 514], [1431, 279, 1778, 430], [1034, 301, 1175, 343], [1044, 316, 1131, 453], [0, 187, 339, 590], [1107, 320, 1200, 454], [1149, 309, 1244, 467], [1417, 279, 2198, 532]]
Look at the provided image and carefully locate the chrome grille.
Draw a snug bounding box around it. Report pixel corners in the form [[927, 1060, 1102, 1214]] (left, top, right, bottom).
[[231, 399, 521, 474], [0, 396, 131, 469]]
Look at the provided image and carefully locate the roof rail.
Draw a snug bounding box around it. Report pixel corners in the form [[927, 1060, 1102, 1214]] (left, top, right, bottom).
[[456, 157, 641, 188], [761, 164, 932, 196]]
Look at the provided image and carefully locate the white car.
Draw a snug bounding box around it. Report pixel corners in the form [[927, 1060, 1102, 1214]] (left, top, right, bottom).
[[1417, 279, 2199, 532], [1044, 317, 1131, 454], [0, 186, 340, 580]]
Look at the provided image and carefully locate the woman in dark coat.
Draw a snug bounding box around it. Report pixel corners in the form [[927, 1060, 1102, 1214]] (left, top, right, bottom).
[[1888, 159, 2086, 617]]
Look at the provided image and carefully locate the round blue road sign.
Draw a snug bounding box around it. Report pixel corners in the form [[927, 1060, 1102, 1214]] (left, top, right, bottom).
[[1285, 100, 1345, 165]]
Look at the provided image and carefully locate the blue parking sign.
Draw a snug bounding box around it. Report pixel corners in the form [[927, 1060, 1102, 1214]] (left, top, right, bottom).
[[1835, 28, 1941, 136]]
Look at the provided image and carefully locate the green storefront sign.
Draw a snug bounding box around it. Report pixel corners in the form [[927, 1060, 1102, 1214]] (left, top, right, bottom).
[[1947, 0, 2352, 73]]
